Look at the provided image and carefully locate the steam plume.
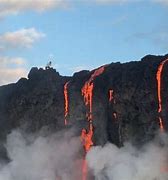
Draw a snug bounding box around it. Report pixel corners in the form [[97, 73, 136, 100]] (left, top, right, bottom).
[[0, 129, 83, 180], [86, 132, 168, 180]]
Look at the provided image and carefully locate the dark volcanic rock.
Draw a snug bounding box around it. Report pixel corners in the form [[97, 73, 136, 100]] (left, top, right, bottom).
[[0, 54, 168, 160], [0, 68, 70, 137]]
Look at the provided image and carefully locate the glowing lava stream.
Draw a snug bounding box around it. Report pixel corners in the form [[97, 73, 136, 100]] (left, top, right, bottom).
[[82, 158, 87, 180], [81, 123, 93, 153], [64, 81, 69, 125], [156, 58, 168, 131], [81, 66, 106, 180], [109, 89, 114, 103], [81, 66, 105, 121], [81, 123, 93, 180], [109, 89, 117, 120], [81, 66, 106, 150]]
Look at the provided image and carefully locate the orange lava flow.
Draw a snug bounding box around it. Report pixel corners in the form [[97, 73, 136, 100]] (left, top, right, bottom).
[[81, 66, 106, 180], [64, 81, 69, 125], [82, 82, 94, 121], [80, 123, 93, 180], [81, 66, 105, 121], [81, 123, 93, 153], [81, 66, 105, 152], [109, 89, 114, 102], [82, 158, 88, 180], [109, 89, 117, 120], [159, 117, 164, 132], [156, 59, 168, 131]]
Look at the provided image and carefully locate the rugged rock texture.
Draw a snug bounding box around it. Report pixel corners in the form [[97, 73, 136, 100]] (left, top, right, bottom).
[[0, 54, 168, 159]]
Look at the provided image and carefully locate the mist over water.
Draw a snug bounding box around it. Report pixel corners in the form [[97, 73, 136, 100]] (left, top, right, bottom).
[[0, 129, 83, 180], [1, 128, 168, 180], [86, 132, 168, 180]]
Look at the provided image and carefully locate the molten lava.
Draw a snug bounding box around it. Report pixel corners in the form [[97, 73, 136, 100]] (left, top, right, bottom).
[[159, 117, 164, 132], [82, 158, 87, 180], [81, 66, 105, 122], [109, 89, 117, 121], [64, 81, 69, 125], [80, 123, 93, 180], [81, 123, 93, 153], [156, 59, 168, 131], [81, 66, 106, 180], [82, 82, 94, 121], [109, 89, 114, 103], [81, 66, 105, 151]]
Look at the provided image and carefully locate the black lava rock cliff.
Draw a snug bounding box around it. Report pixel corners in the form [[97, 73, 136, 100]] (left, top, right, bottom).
[[0, 54, 168, 159]]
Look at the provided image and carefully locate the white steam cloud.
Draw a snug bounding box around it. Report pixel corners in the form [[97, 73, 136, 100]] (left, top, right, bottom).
[[1, 128, 168, 180], [0, 129, 83, 180], [87, 132, 168, 180]]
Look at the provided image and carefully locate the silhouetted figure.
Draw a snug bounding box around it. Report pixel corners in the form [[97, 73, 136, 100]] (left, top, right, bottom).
[[45, 61, 52, 69]]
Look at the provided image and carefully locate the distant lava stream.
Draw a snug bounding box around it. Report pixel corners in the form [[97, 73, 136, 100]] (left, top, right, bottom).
[[109, 89, 114, 103], [156, 58, 168, 131], [64, 81, 69, 125]]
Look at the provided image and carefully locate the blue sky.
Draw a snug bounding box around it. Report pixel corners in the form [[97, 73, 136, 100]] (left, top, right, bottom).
[[0, 0, 168, 85]]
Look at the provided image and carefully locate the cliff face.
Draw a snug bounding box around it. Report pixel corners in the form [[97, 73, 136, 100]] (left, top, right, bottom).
[[0, 54, 168, 159]]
